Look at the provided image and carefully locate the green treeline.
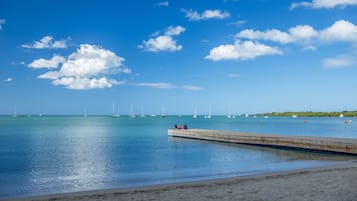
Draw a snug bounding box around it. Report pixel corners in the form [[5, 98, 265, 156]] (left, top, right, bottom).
[[257, 111, 357, 117]]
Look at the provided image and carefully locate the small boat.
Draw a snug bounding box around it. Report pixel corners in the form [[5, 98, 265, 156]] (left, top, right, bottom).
[[206, 104, 212, 119], [193, 108, 197, 118], [13, 108, 17, 118], [160, 106, 166, 118], [112, 103, 119, 118], [83, 107, 88, 118], [140, 105, 145, 118], [130, 104, 136, 118]]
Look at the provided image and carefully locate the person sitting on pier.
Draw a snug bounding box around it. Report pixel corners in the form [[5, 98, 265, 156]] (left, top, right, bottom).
[[183, 124, 187, 129], [174, 124, 178, 129]]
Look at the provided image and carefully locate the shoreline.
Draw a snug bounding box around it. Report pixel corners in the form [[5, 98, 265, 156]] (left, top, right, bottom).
[[4, 160, 357, 201]]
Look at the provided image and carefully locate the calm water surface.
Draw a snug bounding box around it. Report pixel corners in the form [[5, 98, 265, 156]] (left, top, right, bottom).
[[0, 116, 356, 199]]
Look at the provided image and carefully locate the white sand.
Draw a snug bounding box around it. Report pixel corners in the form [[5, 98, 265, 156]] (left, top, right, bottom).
[[7, 160, 357, 201]]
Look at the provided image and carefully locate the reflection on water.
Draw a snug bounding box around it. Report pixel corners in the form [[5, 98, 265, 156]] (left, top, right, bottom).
[[0, 116, 356, 199]]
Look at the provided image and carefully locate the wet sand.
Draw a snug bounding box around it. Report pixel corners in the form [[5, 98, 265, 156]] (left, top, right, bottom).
[[6, 160, 357, 201]]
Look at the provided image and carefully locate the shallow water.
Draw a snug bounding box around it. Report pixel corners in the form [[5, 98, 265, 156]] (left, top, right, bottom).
[[0, 116, 356, 198]]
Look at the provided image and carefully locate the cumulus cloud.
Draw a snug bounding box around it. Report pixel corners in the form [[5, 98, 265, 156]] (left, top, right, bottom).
[[3, 77, 13, 82], [236, 20, 357, 46], [208, 20, 357, 62], [28, 55, 65, 69], [136, 82, 176, 89], [288, 25, 318, 41], [33, 44, 130, 90], [205, 40, 282, 61], [182, 85, 204, 90], [237, 29, 294, 44], [157, 1, 169, 7], [182, 9, 230, 21], [321, 54, 356, 68], [21, 36, 68, 49], [139, 26, 185, 52], [0, 19, 5, 30], [320, 20, 357, 42], [291, 0, 357, 9]]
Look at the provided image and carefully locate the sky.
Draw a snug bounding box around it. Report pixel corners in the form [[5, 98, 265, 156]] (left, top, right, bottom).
[[1, 0, 357, 115]]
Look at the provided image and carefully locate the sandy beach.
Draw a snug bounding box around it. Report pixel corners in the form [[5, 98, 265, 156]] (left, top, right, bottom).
[[6, 160, 357, 201]]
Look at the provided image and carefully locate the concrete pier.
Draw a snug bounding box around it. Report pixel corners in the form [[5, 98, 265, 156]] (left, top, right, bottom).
[[168, 129, 357, 155]]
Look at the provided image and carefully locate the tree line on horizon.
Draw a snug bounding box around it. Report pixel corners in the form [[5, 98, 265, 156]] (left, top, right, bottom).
[[257, 111, 357, 117]]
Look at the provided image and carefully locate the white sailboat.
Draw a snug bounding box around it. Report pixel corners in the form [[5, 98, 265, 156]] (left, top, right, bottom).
[[112, 103, 119, 118], [205, 104, 212, 119], [83, 107, 88, 118], [193, 108, 197, 118], [160, 106, 166, 118], [227, 111, 231, 119], [13, 108, 17, 118], [140, 105, 145, 118], [130, 104, 136, 118], [208, 104, 212, 118]]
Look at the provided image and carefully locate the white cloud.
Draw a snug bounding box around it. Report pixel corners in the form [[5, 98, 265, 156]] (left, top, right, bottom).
[[208, 20, 357, 62], [136, 82, 176, 89], [291, 0, 357, 9], [228, 20, 247, 27], [165, 26, 185, 36], [182, 85, 204, 90], [28, 55, 65, 69], [288, 25, 318, 41], [52, 77, 124, 90], [139, 26, 185, 52], [237, 29, 294, 44], [320, 20, 357, 42], [3, 77, 13, 82], [21, 36, 68, 49], [157, 1, 169, 7], [236, 20, 357, 48], [205, 40, 282, 61], [34, 44, 130, 90], [227, 73, 240, 78], [182, 9, 230, 21], [321, 54, 356, 68], [0, 19, 5, 30]]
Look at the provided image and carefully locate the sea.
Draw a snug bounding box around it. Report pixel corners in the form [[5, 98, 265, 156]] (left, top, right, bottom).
[[0, 115, 356, 199]]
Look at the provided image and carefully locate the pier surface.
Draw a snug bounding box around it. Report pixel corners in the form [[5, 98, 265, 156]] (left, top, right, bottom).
[[168, 129, 357, 155]]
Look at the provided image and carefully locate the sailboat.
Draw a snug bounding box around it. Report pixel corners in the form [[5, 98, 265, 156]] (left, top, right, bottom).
[[204, 104, 212, 119], [227, 111, 231, 119], [112, 103, 119, 118], [160, 106, 166, 118], [83, 107, 88, 118], [193, 108, 197, 118], [13, 108, 17, 118], [130, 104, 136, 118], [140, 105, 145, 118], [207, 104, 212, 119]]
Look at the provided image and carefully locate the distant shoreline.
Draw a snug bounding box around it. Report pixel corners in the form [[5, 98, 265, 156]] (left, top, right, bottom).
[[257, 111, 357, 117], [5, 160, 357, 201]]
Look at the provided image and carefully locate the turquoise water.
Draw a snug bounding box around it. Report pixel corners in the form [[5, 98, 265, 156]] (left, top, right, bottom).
[[0, 116, 356, 199]]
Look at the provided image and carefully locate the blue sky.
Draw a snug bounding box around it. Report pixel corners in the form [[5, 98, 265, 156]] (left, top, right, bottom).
[[1, 0, 357, 115]]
